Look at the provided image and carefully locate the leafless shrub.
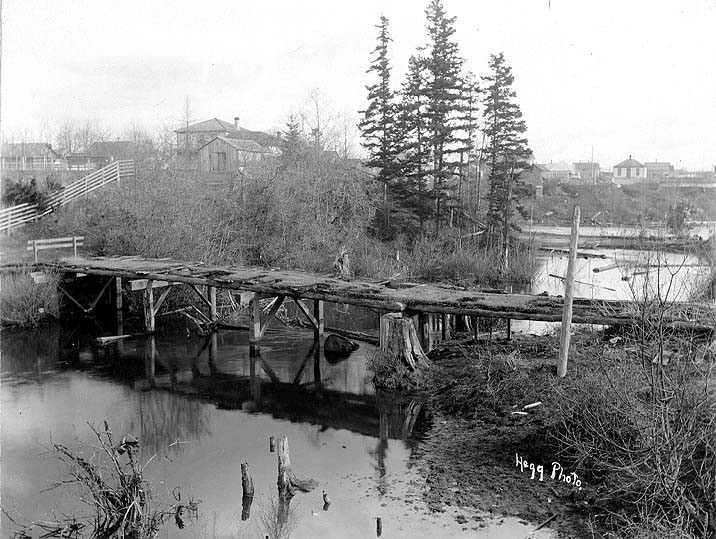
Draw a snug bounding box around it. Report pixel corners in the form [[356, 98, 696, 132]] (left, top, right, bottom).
[[8, 421, 198, 538], [554, 254, 716, 538]]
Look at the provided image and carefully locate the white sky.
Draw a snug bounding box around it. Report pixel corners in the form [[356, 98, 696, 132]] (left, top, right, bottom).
[[2, 0, 715, 170]]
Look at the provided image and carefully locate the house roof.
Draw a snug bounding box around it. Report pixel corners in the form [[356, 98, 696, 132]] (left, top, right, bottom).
[[175, 118, 238, 134], [85, 141, 134, 158], [1, 142, 59, 158], [614, 157, 644, 168], [543, 161, 572, 172], [202, 136, 271, 153], [176, 118, 281, 147], [573, 162, 600, 168], [644, 161, 672, 170]]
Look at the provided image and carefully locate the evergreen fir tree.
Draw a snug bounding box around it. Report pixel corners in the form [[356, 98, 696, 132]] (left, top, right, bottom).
[[359, 15, 400, 234], [280, 113, 306, 168], [422, 0, 468, 233], [395, 54, 433, 236], [481, 52, 531, 265]]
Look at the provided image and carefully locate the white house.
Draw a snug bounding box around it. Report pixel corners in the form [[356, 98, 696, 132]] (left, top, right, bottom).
[[612, 156, 647, 184]]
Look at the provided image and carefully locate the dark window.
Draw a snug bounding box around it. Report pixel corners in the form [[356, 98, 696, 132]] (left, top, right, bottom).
[[210, 152, 227, 172]]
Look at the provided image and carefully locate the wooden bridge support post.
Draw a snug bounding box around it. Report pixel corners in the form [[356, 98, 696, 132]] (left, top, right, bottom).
[[143, 280, 155, 333], [207, 285, 217, 322], [249, 296, 261, 354], [114, 277, 123, 335], [313, 300, 324, 343]]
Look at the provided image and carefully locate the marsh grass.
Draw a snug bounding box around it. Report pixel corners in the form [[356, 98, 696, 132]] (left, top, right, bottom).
[[0, 268, 60, 327]]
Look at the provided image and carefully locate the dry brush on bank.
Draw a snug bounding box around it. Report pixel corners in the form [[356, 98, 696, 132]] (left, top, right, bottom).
[[29, 155, 537, 288], [0, 268, 60, 327]]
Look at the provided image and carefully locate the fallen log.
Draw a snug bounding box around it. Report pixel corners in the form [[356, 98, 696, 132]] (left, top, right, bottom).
[[95, 333, 145, 346]]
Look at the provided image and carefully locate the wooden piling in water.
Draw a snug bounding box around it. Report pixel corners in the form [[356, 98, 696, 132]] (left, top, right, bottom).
[[143, 280, 155, 333], [313, 299, 324, 343], [558, 205, 580, 378], [241, 462, 254, 521], [241, 462, 254, 498], [249, 296, 261, 353], [208, 285, 217, 322]]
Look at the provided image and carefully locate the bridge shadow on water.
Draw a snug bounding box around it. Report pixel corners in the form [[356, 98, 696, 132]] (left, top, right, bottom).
[[2, 316, 430, 457]]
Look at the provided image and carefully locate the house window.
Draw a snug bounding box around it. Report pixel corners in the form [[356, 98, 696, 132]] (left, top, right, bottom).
[[210, 152, 227, 172], [618, 167, 622, 176], [636, 167, 640, 176]]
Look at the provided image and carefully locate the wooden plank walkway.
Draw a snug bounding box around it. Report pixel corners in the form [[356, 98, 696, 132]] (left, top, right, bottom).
[[18, 255, 716, 329]]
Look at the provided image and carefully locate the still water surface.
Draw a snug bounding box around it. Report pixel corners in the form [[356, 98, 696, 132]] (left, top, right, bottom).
[[1, 321, 553, 538]]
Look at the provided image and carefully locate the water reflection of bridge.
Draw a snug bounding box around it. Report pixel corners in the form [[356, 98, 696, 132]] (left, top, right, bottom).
[[92, 331, 424, 444]]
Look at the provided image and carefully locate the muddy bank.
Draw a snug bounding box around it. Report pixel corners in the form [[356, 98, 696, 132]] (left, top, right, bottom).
[[408, 334, 607, 538]]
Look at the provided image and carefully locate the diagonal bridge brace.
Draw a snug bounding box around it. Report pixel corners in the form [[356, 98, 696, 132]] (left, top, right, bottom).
[[57, 276, 114, 315]]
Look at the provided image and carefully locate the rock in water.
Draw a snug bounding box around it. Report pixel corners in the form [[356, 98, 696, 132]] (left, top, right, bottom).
[[324, 334, 359, 363]]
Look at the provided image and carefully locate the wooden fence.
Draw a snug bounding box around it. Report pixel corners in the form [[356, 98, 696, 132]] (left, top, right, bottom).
[[0, 160, 134, 233], [27, 236, 84, 262]]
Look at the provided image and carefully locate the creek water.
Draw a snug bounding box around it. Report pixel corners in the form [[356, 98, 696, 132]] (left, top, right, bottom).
[[1, 318, 554, 538]]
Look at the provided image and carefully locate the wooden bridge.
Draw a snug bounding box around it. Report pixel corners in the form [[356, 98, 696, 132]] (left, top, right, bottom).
[[0, 160, 135, 232], [16, 255, 716, 352]]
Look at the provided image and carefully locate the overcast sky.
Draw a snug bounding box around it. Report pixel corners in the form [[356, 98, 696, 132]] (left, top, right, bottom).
[[2, 0, 715, 170]]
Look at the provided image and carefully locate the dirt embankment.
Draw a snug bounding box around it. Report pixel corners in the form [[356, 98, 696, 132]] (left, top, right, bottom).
[[410, 335, 605, 538]]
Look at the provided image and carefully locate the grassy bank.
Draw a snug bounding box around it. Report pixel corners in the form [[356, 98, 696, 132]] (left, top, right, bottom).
[[0, 269, 60, 327]]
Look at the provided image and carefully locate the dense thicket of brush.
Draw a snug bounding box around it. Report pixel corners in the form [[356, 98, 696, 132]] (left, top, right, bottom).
[[29, 155, 537, 287]]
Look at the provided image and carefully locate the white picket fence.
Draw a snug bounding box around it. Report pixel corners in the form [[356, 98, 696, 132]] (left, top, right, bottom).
[[0, 160, 134, 232]]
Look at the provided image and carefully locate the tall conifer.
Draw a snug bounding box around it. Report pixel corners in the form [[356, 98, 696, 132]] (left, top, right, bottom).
[[481, 52, 531, 264], [359, 15, 399, 233], [422, 0, 467, 233]]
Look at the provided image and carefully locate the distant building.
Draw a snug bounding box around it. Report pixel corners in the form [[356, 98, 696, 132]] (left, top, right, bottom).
[[175, 117, 282, 155], [644, 161, 674, 181], [66, 140, 136, 171], [521, 163, 548, 184], [198, 136, 272, 173], [1, 142, 61, 171], [541, 161, 573, 181], [612, 156, 647, 184], [573, 162, 600, 183]]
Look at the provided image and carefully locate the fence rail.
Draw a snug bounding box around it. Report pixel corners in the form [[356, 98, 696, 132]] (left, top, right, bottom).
[[0, 160, 134, 232]]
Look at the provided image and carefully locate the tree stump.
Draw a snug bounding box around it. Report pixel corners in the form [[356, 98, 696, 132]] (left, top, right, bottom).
[[241, 462, 254, 521], [333, 245, 351, 280], [379, 313, 430, 371]]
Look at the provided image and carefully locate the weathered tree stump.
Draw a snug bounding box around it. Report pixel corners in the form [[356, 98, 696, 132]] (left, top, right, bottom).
[[333, 245, 351, 280], [241, 462, 254, 521], [276, 436, 317, 525], [379, 313, 430, 371]]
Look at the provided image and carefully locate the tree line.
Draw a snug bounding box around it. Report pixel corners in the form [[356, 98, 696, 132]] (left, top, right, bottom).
[[359, 0, 532, 264]]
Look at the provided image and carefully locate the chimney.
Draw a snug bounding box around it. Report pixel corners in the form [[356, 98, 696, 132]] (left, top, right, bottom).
[[234, 116, 240, 130], [629, 154, 632, 159]]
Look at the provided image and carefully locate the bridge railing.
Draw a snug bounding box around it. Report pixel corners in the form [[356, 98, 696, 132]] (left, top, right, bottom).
[[0, 160, 134, 233], [27, 235, 85, 262]]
